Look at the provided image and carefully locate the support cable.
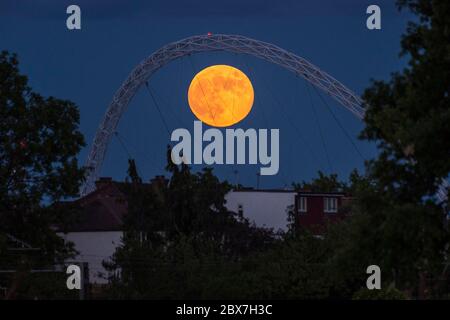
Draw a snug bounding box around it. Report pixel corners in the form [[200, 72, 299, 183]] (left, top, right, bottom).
[[113, 131, 132, 159], [303, 79, 333, 173], [310, 82, 366, 162], [187, 56, 217, 125], [244, 59, 323, 170], [146, 82, 187, 128], [144, 81, 171, 135], [114, 131, 161, 171], [239, 55, 289, 187]]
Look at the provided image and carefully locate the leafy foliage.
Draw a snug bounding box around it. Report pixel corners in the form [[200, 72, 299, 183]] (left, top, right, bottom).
[[0, 51, 85, 298], [292, 170, 348, 193], [362, 0, 450, 202], [104, 156, 276, 298]]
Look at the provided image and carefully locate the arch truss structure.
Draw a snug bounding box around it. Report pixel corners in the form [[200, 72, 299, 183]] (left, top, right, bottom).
[[81, 34, 448, 203]]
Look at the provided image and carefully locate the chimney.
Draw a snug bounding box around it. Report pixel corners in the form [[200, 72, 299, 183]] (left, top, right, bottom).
[[95, 177, 113, 190]]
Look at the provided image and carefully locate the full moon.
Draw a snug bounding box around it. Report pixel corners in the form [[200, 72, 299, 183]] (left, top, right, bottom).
[[188, 65, 254, 127]]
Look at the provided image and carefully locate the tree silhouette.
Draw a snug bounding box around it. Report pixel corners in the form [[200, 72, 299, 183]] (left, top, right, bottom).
[[0, 51, 85, 298]]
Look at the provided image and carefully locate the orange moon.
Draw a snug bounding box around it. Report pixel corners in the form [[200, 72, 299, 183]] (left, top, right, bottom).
[[188, 65, 254, 127]]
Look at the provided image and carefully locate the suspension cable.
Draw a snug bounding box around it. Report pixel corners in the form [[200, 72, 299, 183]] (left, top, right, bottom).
[[114, 131, 161, 171], [238, 55, 290, 187], [303, 79, 333, 173], [113, 131, 132, 158], [310, 82, 366, 161], [237, 55, 269, 128], [187, 55, 217, 125], [146, 82, 187, 128], [144, 81, 171, 135], [242, 58, 323, 170]]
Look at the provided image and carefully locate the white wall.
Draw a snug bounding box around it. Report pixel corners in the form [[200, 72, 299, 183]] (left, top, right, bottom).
[[225, 191, 296, 232], [59, 231, 123, 284]]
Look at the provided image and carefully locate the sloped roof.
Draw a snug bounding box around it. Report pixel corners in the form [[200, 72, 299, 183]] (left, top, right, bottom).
[[62, 176, 168, 232], [62, 182, 128, 232]]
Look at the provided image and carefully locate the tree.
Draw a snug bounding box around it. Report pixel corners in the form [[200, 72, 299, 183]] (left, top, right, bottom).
[[211, 232, 332, 299], [361, 0, 450, 203], [104, 155, 276, 298], [0, 51, 85, 298], [329, 0, 450, 296], [292, 170, 348, 193]]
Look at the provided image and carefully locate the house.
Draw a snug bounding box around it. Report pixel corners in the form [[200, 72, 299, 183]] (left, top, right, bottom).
[[60, 177, 351, 284], [57, 178, 128, 284], [225, 189, 350, 233], [294, 191, 351, 234]]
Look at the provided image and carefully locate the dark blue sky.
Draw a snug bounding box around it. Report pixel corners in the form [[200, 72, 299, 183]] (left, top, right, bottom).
[[0, 0, 412, 189]]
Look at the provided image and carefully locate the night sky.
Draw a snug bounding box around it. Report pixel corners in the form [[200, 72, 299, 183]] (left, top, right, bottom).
[[0, 0, 412, 189]]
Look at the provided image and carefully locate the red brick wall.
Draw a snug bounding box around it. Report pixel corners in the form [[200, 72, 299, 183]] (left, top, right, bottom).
[[295, 194, 347, 234]]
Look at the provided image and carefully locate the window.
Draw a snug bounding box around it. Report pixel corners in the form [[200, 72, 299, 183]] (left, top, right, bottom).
[[324, 197, 338, 213], [297, 196, 307, 213]]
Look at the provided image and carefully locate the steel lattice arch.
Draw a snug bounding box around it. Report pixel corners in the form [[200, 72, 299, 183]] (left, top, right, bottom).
[[81, 34, 448, 203]]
